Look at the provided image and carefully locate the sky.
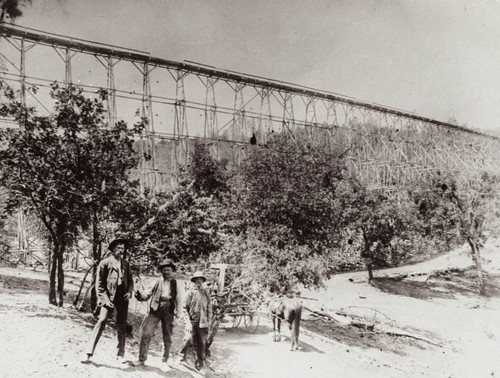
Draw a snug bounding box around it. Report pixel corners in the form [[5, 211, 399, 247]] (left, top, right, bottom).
[[8, 0, 500, 134]]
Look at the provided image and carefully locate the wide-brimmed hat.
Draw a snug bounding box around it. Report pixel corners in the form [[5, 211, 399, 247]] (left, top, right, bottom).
[[158, 258, 176, 271], [108, 238, 129, 251], [190, 271, 207, 282]]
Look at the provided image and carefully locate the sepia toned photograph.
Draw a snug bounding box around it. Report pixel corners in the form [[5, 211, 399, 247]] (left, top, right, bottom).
[[0, 1, 499, 377]]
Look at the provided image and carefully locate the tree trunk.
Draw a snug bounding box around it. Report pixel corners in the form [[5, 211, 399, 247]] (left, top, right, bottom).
[[367, 264, 374, 281], [73, 266, 91, 306], [47, 240, 51, 273], [56, 247, 65, 307], [468, 238, 486, 296], [48, 248, 57, 305], [90, 213, 101, 312], [361, 233, 374, 281]]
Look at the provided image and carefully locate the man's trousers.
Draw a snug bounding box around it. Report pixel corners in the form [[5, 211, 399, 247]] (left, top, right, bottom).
[[178, 323, 208, 368], [86, 287, 129, 357], [138, 302, 174, 362]]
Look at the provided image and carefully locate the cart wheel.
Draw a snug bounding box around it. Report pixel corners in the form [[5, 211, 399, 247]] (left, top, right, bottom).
[[244, 312, 260, 333], [231, 314, 242, 328]]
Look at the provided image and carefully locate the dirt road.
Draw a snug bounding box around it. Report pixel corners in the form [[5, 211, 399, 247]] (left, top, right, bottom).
[[0, 270, 390, 378], [1, 239, 500, 377]]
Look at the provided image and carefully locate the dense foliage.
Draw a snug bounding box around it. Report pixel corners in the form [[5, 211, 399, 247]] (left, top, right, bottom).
[[116, 142, 227, 274], [0, 83, 144, 306], [2, 79, 499, 301], [413, 171, 500, 294], [0, 0, 31, 21], [209, 136, 359, 291]]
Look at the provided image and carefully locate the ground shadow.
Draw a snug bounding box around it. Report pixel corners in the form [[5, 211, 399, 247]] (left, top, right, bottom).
[[301, 318, 431, 356], [269, 336, 326, 354], [218, 322, 326, 354], [87, 360, 192, 377], [371, 268, 500, 300], [85, 361, 136, 373], [221, 323, 272, 336], [27, 313, 68, 320], [126, 362, 193, 377], [0, 274, 48, 292]]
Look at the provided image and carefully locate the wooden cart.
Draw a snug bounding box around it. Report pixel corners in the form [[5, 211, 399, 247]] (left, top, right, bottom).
[[205, 263, 264, 353]]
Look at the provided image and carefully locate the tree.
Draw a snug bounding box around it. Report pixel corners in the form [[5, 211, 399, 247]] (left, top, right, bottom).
[[227, 135, 353, 292], [116, 142, 228, 272], [411, 178, 461, 253], [416, 171, 500, 295], [64, 100, 144, 310], [351, 190, 422, 280], [211, 231, 330, 294], [238, 136, 348, 247], [0, 0, 31, 21], [0, 82, 143, 306], [184, 141, 229, 199], [0, 214, 16, 264]]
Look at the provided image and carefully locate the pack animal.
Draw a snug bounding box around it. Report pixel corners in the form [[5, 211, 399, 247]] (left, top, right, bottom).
[[269, 297, 302, 351]]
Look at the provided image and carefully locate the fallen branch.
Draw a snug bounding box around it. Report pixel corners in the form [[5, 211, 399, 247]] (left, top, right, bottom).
[[304, 305, 353, 325], [376, 326, 442, 347], [77, 281, 94, 312], [337, 306, 392, 323], [305, 305, 441, 347], [298, 295, 319, 301], [379, 267, 470, 282]]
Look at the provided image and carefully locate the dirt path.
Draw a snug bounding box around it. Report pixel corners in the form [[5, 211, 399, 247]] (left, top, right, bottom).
[[0, 274, 422, 378], [301, 238, 500, 377], [0, 267, 431, 378], [1, 239, 500, 377]]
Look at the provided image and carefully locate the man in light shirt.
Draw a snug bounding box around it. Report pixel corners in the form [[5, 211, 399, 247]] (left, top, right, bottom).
[[132, 258, 182, 366]]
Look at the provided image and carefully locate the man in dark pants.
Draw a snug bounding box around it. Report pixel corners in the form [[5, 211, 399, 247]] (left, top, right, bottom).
[[81, 238, 134, 364], [180, 270, 212, 371], [132, 258, 182, 367]]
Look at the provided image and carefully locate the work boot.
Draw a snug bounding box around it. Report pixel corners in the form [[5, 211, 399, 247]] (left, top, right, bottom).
[[116, 355, 128, 364], [195, 359, 204, 371], [176, 353, 186, 363], [80, 354, 91, 364], [132, 360, 145, 367]]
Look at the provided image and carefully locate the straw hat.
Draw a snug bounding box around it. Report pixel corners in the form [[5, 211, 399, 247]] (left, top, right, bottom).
[[190, 271, 207, 282]]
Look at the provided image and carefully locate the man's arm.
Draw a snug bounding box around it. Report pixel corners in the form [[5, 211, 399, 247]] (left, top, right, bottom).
[[136, 279, 156, 301], [96, 259, 111, 306], [175, 280, 183, 318], [127, 261, 134, 297], [183, 290, 193, 326], [207, 289, 213, 325]]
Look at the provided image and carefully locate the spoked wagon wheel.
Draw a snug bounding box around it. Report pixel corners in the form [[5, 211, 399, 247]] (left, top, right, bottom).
[[231, 313, 242, 328], [244, 311, 260, 333]]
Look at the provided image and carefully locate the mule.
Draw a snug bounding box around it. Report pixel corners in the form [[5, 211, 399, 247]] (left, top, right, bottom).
[[269, 296, 302, 351]]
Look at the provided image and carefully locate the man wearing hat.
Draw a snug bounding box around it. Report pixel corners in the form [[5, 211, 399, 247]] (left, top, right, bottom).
[[82, 238, 134, 364], [179, 270, 213, 371], [132, 257, 182, 367]]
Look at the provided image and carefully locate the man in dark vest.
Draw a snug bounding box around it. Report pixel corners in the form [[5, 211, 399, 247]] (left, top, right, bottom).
[[132, 258, 181, 366], [81, 238, 134, 364]]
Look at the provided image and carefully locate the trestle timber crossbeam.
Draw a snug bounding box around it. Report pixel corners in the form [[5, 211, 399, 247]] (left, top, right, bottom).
[[0, 23, 499, 193]]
